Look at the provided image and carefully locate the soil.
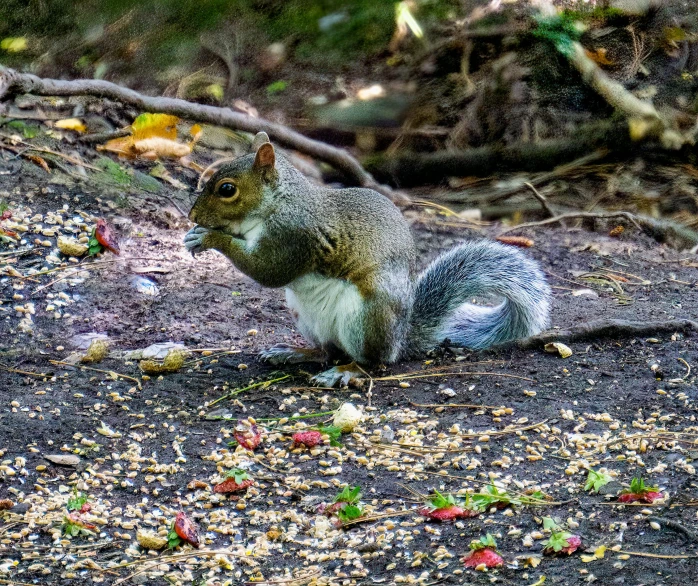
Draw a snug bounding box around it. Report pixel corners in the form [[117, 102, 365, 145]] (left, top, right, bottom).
[[1, 153, 698, 586]]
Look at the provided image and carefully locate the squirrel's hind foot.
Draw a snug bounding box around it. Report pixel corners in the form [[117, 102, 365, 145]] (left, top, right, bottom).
[[311, 363, 364, 388], [258, 344, 327, 365]]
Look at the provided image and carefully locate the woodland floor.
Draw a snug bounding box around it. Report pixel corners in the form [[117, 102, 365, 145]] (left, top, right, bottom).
[[0, 151, 698, 586]]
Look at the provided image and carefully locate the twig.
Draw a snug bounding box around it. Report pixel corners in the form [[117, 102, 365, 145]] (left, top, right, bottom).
[[408, 400, 503, 410], [206, 374, 291, 408], [498, 211, 644, 236], [375, 370, 535, 382], [79, 129, 131, 144], [0, 132, 100, 170], [50, 360, 142, 390], [648, 516, 698, 543], [0, 66, 405, 202], [617, 550, 698, 559], [340, 510, 414, 527], [524, 182, 558, 220], [517, 319, 698, 349], [244, 570, 322, 586]]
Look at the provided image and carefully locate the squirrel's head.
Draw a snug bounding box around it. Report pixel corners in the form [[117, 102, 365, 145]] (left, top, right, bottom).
[[188, 132, 277, 230]]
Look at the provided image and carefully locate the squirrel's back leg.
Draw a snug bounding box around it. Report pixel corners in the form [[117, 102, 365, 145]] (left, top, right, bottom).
[[311, 286, 411, 387]]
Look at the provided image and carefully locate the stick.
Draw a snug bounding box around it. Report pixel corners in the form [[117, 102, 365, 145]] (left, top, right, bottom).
[[0, 66, 405, 202], [524, 182, 557, 219], [517, 319, 698, 349], [497, 211, 644, 236]]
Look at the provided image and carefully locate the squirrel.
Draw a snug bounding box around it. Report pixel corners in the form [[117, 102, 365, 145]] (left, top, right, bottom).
[[185, 132, 551, 387]]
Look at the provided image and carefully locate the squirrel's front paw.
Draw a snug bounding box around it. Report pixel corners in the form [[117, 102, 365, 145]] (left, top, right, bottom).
[[184, 226, 211, 256]]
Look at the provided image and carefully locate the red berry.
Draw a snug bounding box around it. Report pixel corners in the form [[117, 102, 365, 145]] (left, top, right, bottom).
[[292, 431, 323, 448], [213, 478, 255, 494], [544, 534, 582, 555], [418, 505, 479, 521], [174, 511, 200, 546], [234, 421, 262, 450], [94, 219, 120, 255], [462, 548, 504, 568], [618, 491, 663, 504], [79, 503, 92, 514]]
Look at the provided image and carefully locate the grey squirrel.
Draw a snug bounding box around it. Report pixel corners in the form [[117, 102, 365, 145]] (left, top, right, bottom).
[[185, 132, 551, 386]]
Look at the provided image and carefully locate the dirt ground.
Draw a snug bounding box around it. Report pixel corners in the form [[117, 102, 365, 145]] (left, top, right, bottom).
[[1, 154, 698, 586]]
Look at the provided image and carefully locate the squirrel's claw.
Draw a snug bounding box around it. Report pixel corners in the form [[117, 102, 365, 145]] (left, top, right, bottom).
[[184, 226, 210, 256]]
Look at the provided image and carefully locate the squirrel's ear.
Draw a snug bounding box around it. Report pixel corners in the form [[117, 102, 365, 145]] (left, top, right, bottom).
[[251, 132, 270, 151], [254, 142, 275, 170]]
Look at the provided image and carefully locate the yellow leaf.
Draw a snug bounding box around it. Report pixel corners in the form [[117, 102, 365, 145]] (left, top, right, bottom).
[[189, 124, 203, 141], [132, 113, 179, 141], [132, 137, 191, 158], [581, 545, 606, 562], [628, 117, 653, 141], [544, 342, 573, 358], [1, 37, 28, 52], [206, 83, 224, 102], [529, 577, 546, 586], [99, 135, 137, 158], [55, 118, 87, 133]]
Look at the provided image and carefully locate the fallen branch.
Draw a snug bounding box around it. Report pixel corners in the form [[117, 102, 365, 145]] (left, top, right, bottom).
[[517, 319, 698, 349], [498, 210, 644, 235], [0, 66, 406, 203]]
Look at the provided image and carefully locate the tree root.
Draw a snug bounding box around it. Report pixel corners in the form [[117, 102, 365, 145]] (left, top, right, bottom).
[[0, 66, 407, 203], [517, 319, 698, 349]]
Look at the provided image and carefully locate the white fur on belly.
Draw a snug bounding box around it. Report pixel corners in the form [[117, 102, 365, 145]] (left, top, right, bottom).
[[286, 274, 363, 351]]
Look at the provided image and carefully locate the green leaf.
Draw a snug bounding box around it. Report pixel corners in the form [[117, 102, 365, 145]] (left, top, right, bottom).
[[67, 489, 88, 512], [334, 485, 362, 505], [167, 523, 182, 549], [224, 467, 250, 485], [314, 425, 343, 446], [624, 477, 657, 495], [87, 228, 104, 257], [337, 503, 363, 523], [471, 484, 518, 511], [542, 516, 560, 531], [470, 533, 497, 551], [426, 490, 457, 511], [266, 80, 288, 95], [546, 531, 573, 552], [584, 469, 612, 493]]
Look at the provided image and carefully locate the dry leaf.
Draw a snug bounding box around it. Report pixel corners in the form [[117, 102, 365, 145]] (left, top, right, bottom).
[[81, 339, 110, 363], [137, 529, 168, 550], [140, 349, 187, 374], [96, 421, 122, 438], [98, 113, 195, 159], [44, 454, 81, 467], [58, 236, 88, 257], [585, 48, 614, 66], [55, 118, 87, 133], [544, 342, 573, 358], [609, 226, 624, 237], [497, 236, 534, 248], [581, 545, 606, 563], [26, 155, 50, 173]]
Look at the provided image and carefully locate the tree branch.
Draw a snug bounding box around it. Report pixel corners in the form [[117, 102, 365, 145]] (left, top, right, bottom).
[[0, 66, 407, 203], [517, 319, 698, 349]]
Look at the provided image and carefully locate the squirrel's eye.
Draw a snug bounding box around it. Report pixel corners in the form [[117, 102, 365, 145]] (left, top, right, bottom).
[[217, 182, 237, 198]]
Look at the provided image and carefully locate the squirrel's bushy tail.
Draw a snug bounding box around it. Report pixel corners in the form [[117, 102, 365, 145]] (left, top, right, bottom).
[[406, 240, 550, 354]]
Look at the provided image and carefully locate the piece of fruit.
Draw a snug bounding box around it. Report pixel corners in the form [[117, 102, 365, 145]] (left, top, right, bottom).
[[173, 511, 199, 546], [418, 490, 479, 521], [333, 402, 362, 432], [463, 548, 504, 569], [618, 477, 663, 504], [292, 430, 323, 448], [94, 219, 120, 255], [213, 468, 254, 494], [544, 532, 582, 555], [463, 534, 504, 569], [234, 419, 262, 450]]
